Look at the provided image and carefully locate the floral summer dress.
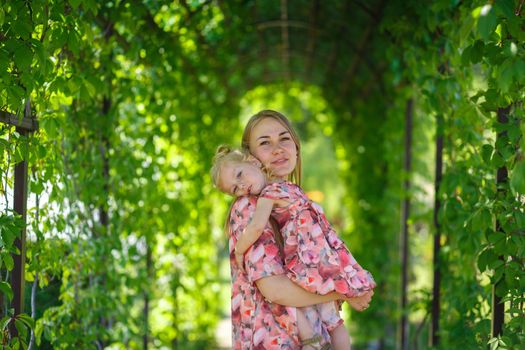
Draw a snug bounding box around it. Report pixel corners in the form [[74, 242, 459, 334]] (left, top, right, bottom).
[[260, 181, 376, 299], [229, 196, 331, 349]]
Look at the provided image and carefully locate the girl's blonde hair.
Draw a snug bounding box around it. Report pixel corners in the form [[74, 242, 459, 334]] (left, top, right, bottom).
[[210, 145, 246, 190], [241, 110, 302, 185]]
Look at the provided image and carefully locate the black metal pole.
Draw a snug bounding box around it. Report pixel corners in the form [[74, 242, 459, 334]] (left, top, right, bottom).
[[8, 100, 34, 337], [491, 106, 510, 338], [144, 244, 152, 350], [399, 98, 413, 350], [431, 114, 444, 346], [9, 126, 28, 336]]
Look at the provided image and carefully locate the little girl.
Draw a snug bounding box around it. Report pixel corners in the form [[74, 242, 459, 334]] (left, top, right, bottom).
[[212, 145, 376, 349]]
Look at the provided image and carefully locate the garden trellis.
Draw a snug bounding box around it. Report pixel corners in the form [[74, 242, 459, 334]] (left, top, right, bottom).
[[1, 0, 524, 349], [0, 101, 38, 338]]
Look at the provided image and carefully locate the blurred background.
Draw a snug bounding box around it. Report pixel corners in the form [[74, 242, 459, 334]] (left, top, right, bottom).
[[0, 0, 524, 349]]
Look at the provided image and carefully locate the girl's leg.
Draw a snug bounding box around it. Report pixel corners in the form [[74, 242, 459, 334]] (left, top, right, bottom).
[[330, 323, 352, 350], [296, 308, 315, 341], [317, 301, 350, 350], [297, 308, 330, 350]]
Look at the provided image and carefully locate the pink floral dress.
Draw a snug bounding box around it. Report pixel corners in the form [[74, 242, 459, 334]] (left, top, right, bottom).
[[260, 181, 376, 299], [229, 196, 331, 349]]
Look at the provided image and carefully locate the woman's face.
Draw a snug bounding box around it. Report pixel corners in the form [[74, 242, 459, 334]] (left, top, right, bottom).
[[248, 118, 297, 179]]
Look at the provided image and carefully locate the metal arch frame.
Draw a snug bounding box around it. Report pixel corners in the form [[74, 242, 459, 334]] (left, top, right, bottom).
[[0, 101, 37, 337], [122, 0, 387, 103], [248, 1, 385, 90]]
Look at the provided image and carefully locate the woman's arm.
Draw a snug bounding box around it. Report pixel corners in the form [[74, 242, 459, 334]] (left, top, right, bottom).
[[255, 275, 342, 307], [256, 275, 374, 310]]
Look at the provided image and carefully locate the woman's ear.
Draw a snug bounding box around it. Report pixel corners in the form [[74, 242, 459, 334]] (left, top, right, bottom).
[[245, 155, 262, 168]]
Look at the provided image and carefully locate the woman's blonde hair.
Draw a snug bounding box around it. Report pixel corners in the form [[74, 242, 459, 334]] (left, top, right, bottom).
[[241, 110, 302, 185]]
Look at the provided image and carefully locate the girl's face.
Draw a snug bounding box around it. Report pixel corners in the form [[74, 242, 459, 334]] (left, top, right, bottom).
[[249, 118, 297, 179], [219, 161, 266, 197]]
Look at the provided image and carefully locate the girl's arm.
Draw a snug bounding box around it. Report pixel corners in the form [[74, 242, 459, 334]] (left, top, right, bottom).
[[255, 275, 343, 307], [234, 197, 274, 256]]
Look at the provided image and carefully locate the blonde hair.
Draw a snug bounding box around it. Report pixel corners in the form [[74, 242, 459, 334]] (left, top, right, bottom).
[[210, 145, 246, 191], [241, 110, 302, 185]]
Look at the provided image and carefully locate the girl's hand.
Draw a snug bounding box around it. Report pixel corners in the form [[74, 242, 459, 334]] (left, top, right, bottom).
[[344, 290, 374, 312]]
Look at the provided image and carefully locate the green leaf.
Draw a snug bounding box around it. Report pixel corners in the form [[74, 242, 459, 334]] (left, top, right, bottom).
[[481, 144, 493, 164], [15, 319, 27, 339], [459, 10, 475, 45], [12, 20, 33, 40], [494, 0, 515, 19], [481, 88, 503, 111], [1, 225, 18, 248], [17, 314, 34, 329], [488, 337, 499, 344], [34, 320, 43, 346], [494, 236, 507, 256], [41, 117, 59, 138], [13, 43, 33, 71], [471, 208, 492, 231], [461, 45, 472, 66], [514, 60, 525, 82], [510, 160, 525, 195], [497, 58, 514, 93], [487, 230, 504, 244], [37, 144, 47, 158], [31, 180, 44, 195], [70, 0, 82, 9], [83, 0, 100, 15], [491, 151, 505, 168], [50, 27, 68, 51], [12, 337, 20, 350], [507, 16, 525, 41], [507, 123, 521, 144], [0, 281, 13, 301], [500, 144, 514, 162], [67, 30, 80, 56], [477, 5, 498, 41], [478, 247, 497, 271], [514, 211, 525, 229], [471, 40, 485, 64], [1, 316, 10, 332], [0, 138, 10, 151], [2, 252, 14, 270]]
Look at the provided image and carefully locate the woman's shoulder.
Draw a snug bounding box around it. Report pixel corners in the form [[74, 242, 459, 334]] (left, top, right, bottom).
[[262, 180, 298, 191], [260, 181, 291, 197], [262, 180, 305, 197]]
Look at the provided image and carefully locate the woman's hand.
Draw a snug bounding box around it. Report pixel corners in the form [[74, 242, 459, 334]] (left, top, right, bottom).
[[344, 290, 374, 312]]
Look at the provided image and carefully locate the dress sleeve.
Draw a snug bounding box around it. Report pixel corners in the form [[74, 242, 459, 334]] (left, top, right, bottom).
[[260, 182, 293, 202], [229, 196, 285, 283]]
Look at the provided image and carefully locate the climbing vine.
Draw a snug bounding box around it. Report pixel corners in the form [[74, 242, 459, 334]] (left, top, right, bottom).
[[0, 0, 523, 349]]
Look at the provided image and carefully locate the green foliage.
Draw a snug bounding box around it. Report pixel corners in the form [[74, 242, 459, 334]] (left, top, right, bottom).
[[379, 0, 524, 348], [1, 0, 524, 349]]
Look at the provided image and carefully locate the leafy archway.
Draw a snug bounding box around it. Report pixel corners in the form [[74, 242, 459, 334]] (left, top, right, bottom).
[[1, 1, 524, 349]]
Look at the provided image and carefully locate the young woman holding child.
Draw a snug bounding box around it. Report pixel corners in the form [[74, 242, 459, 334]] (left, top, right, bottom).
[[213, 110, 374, 349]]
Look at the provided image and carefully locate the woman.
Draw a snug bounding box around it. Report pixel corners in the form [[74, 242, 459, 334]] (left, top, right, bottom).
[[227, 110, 373, 349]]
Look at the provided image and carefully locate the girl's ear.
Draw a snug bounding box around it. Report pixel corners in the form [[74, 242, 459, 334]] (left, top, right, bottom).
[[245, 155, 262, 168]]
